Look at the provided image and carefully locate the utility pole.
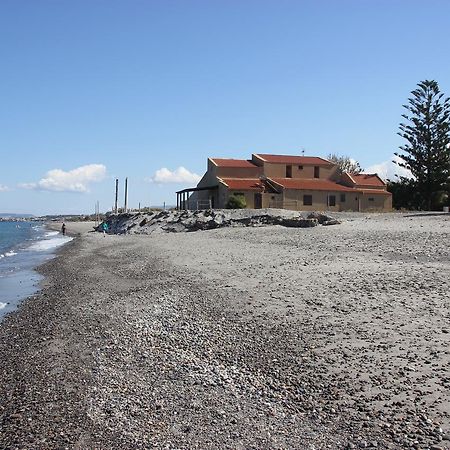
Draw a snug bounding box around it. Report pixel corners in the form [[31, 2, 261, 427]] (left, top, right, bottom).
[[95, 201, 100, 226], [114, 178, 119, 214], [124, 177, 128, 213]]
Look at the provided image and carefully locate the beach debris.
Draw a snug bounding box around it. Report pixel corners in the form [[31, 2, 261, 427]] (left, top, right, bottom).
[[98, 209, 341, 234]]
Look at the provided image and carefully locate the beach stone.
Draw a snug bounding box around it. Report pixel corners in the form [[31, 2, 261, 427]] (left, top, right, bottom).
[[2, 211, 450, 450], [307, 212, 336, 224], [323, 219, 341, 226], [101, 209, 338, 234]]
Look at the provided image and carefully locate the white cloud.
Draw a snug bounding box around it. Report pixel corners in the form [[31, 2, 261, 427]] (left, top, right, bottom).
[[365, 155, 413, 181], [21, 164, 107, 193], [0, 184, 10, 192], [149, 166, 201, 184]]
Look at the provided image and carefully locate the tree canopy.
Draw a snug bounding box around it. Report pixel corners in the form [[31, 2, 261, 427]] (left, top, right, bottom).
[[395, 80, 450, 210], [327, 153, 362, 174]]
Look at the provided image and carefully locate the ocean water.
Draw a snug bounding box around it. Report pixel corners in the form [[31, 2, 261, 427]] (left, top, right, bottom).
[[0, 222, 73, 319]]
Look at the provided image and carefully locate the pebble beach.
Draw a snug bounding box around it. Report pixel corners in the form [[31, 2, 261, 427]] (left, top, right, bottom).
[[0, 213, 449, 449]]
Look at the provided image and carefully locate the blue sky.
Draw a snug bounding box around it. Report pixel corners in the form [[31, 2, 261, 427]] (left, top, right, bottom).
[[1, 0, 449, 215]]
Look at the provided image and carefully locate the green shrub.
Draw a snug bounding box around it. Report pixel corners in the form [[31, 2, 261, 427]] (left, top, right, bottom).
[[226, 194, 247, 209]]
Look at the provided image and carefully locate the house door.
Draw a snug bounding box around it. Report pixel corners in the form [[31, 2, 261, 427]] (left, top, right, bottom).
[[254, 193, 262, 209], [328, 195, 336, 207]]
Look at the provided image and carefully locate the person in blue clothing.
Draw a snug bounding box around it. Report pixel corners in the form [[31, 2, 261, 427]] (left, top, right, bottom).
[[102, 222, 108, 236]]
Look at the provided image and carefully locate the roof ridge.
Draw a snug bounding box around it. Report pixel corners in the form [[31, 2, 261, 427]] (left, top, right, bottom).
[[344, 172, 356, 184], [221, 176, 261, 180]]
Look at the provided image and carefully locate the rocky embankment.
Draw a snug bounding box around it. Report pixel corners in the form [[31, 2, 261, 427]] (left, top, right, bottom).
[[100, 209, 340, 234]]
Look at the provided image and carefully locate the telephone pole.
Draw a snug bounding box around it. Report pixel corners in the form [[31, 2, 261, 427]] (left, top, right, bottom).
[[124, 177, 128, 213], [114, 178, 119, 214]]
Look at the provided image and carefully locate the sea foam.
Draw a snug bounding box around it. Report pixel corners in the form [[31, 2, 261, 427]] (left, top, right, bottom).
[[28, 235, 73, 252]]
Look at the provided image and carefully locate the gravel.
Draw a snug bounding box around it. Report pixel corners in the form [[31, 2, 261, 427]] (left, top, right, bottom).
[[0, 212, 449, 449]]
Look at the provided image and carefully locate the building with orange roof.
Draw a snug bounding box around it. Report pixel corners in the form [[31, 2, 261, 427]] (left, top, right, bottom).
[[176, 153, 392, 212]]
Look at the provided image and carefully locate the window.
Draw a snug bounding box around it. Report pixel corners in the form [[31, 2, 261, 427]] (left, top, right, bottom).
[[340, 194, 346, 202], [329, 195, 336, 207], [286, 165, 292, 178], [314, 166, 320, 178], [369, 197, 375, 202], [303, 195, 312, 206], [298, 165, 303, 170]]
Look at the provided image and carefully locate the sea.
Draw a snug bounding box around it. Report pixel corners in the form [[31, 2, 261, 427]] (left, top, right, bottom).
[[0, 221, 73, 320]]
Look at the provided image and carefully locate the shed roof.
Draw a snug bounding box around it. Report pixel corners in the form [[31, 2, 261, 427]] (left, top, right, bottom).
[[210, 158, 258, 168], [349, 173, 386, 187], [219, 178, 264, 191], [253, 154, 333, 166]]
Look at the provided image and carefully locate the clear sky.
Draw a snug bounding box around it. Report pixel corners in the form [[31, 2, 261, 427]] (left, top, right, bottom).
[[1, 0, 449, 215]]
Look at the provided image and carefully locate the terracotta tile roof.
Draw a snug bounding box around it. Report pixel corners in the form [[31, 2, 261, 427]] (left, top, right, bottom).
[[254, 154, 333, 166], [219, 178, 264, 191], [210, 158, 258, 168], [349, 173, 386, 187], [269, 178, 357, 192]]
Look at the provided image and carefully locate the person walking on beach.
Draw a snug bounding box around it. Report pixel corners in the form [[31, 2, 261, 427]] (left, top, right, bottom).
[[61, 222, 66, 236], [102, 222, 108, 236]]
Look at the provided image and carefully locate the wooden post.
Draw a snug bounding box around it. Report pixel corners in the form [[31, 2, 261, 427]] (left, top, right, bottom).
[[176, 193, 179, 210], [115, 178, 119, 214], [124, 178, 128, 213]]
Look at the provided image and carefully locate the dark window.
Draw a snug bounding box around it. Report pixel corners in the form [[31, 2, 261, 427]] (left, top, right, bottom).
[[303, 195, 312, 206], [286, 165, 292, 178], [340, 194, 346, 202], [369, 197, 375, 202], [254, 193, 262, 209], [298, 165, 303, 170], [329, 195, 336, 207], [314, 166, 320, 178]]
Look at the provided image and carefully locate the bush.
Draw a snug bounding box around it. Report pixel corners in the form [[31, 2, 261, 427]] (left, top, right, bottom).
[[226, 194, 247, 209]]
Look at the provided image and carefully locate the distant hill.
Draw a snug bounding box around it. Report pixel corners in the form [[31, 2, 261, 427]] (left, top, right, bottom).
[[0, 213, 34, 218]]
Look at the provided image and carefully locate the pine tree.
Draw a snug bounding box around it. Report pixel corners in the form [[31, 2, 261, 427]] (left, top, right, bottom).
[[395, 80, 450, 210]]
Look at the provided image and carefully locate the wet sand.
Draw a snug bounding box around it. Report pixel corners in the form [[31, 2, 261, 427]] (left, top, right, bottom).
[[0, 214, 449, 449]]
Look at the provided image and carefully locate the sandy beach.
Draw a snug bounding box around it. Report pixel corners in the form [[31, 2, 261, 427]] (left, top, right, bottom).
[[0, 213, 449, 449]]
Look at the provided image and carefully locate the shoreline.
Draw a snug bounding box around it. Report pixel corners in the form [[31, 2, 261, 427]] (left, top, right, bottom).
[[0, 216, 449, 449], [0, 222, 89, 321]]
